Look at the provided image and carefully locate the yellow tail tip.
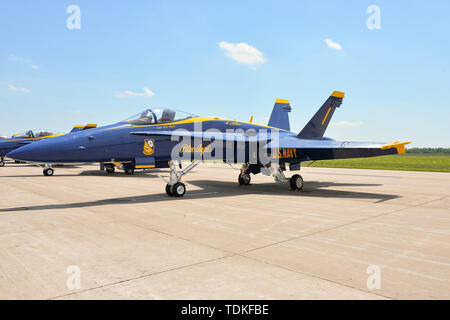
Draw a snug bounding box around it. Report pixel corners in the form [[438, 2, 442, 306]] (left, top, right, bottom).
[[275, 98, 290, 104], [331, 91, 345, 98]]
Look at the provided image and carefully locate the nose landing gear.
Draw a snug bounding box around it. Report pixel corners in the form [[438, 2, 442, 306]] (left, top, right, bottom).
[[43, 166, 54, 176], [163, 160, 200, 197]]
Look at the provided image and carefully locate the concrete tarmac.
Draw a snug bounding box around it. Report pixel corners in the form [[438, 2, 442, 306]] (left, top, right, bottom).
[[0, 160, 449, 299]]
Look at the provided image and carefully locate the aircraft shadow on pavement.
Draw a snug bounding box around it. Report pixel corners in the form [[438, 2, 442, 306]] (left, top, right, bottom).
[[1, 170, 169, 178], [0, 179, 400, 213], [78, 169, 169, 178]]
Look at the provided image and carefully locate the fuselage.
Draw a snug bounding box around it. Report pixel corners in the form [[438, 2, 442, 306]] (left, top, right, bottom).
[[6, 108, 398, 166], [6, 117, 295, 163], [0, 131, 64, 157]]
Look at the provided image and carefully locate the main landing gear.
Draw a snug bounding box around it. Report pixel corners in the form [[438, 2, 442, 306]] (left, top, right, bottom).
[[102, 163, 134, 175], [0, 157, 4, 167], [238, 163, 251, 186], [240, 163, 304, 191], [43, 164, 54, 176], [269, 163, 304, 190], [289, 174, 304, 191], [105, 164, 115, 174], [164, 160, 200, 197]]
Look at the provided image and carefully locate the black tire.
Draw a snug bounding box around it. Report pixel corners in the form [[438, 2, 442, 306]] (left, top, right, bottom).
[[290, 174, 303, 190], [238, 173, 251, 185], [125, 168, 134, 175], [0, 161, 4, 167], [172, 182, 186, 197], [105, 165, 115, 174], [43, 168, 54, 176], [15, 160, 20, 163], [165, 184, 173, 196]]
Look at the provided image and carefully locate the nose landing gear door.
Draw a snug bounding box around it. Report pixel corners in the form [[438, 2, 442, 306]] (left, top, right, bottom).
[[135, 156, 155, 169]]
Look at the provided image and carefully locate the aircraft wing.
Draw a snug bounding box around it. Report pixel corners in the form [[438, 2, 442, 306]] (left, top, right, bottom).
[[266, 137, 411, 160], [130, 130, 410, 161]]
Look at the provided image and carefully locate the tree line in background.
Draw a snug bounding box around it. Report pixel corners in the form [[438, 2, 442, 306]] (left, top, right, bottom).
[[406, 148, 450, 155]]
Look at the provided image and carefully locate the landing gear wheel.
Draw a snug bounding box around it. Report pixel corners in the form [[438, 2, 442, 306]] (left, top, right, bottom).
[[165, 184, 174, 196], [124, 168, 134, 175], [290, 174, 303, 190], [0, 161, 4, 167], [238, 173, 251, 186], [172, 182, 186, 197], [43, 168, 54, 176], [105, 165, 115, 174]]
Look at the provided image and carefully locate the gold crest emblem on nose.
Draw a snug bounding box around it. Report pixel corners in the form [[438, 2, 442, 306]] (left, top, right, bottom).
[[143, 139, 155, 155]]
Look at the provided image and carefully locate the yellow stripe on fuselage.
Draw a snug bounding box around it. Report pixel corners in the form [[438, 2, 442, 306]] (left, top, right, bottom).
[[106, 117, 290, 132]]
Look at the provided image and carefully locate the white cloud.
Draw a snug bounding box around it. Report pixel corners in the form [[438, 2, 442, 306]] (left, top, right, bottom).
[[8, 84, 30, 93], [331, 120, 363, 127], [324, 39, 342, 51], [8, 54, 29, 63], [8, 54, 39, 69], [115, 87, 155, 98], [218, 41, 267, 67]]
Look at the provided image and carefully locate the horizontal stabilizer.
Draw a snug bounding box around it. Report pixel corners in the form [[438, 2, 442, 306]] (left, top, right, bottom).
[[298, 91, 344, 139], [381, 141, 411, 154], [268, 99, 292, 131]]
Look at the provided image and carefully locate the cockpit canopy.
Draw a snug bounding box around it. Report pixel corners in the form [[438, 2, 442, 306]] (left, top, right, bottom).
[[12, 129, 59, 139], [122, 108, 198, 125]]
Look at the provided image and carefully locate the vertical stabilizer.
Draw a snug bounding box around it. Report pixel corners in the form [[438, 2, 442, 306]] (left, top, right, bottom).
[[268, 99, 292, 131], [298, 91, 344, 139]]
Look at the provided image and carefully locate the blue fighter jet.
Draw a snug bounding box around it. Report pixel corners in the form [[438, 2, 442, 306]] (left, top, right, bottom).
[[0, 125, 97, 169], [7, 91, 410, 197]]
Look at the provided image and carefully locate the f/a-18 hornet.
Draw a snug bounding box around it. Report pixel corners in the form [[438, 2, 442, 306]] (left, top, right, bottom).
[[0, 124, 96, 168], [7, 91, 410, 197]]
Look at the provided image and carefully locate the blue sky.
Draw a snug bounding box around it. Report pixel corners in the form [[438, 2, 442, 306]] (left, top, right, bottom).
[[0, 0, 449, 147]]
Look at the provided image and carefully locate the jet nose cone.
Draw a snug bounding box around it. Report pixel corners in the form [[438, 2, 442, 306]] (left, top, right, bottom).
[[7, 144, 41, 161], [7, 136, 68, 162]]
